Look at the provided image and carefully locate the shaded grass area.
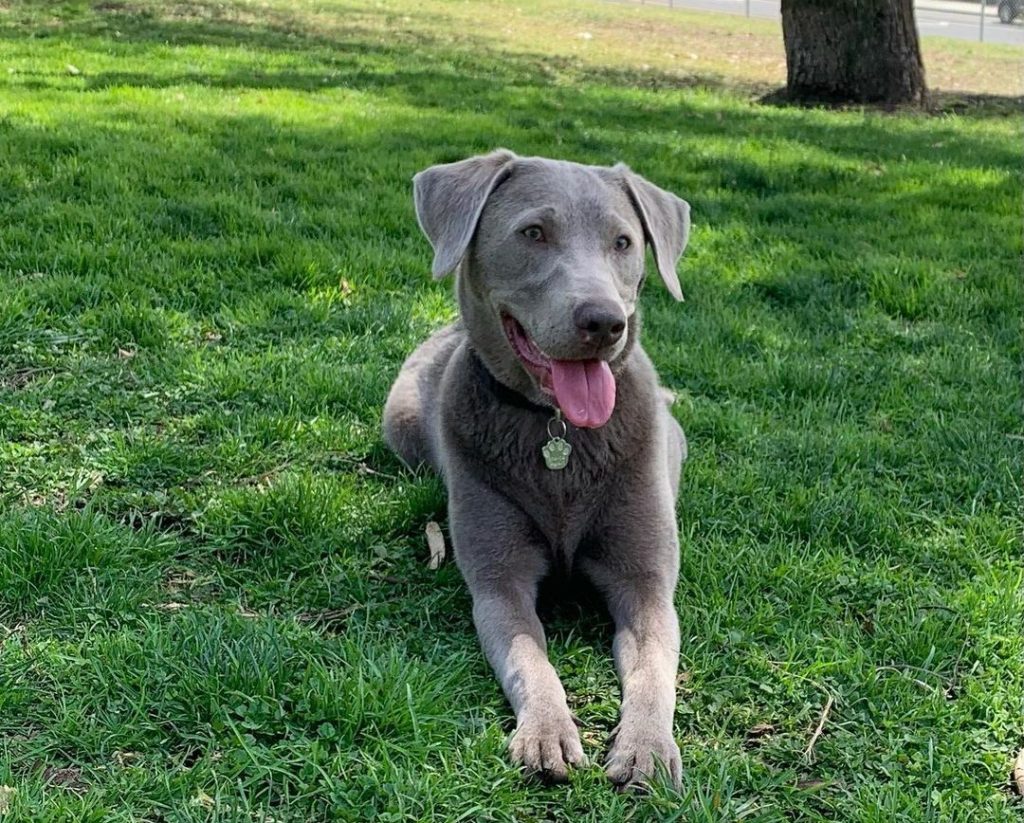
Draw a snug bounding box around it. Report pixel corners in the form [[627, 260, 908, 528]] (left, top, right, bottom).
[[0, 0, 1022, 820]]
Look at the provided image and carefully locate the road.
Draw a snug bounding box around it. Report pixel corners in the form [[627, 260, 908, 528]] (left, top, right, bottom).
[[638, 0, 1024, 46]]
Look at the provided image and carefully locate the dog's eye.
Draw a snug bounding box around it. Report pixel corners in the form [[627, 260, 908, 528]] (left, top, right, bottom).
[[614, 235, 631, 251], [522, 225, 545, 243]]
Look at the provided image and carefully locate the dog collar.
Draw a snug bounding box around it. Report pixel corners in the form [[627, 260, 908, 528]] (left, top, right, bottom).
[[468, 350, 573, 471], [468, 349, 550, 414]]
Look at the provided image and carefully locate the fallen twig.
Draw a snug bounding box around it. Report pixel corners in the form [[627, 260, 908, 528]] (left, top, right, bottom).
[[804, 694, 834, 763], [328, 454, 401, 481]]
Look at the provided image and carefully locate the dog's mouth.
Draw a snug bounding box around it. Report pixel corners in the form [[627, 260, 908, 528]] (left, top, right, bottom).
[[501, 313, 616, 429]]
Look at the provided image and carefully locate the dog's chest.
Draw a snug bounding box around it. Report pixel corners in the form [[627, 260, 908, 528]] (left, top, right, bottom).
[[451, 398, 629, 560]]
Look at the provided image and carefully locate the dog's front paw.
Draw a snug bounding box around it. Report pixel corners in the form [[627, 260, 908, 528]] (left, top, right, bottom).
[[605, 722, 681, 789], [509, 709, 586, 782]]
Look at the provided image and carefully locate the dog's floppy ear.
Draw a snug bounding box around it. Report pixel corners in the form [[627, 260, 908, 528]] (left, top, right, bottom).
[[413, 149, 518, 279], [617, 165, 690, 301]]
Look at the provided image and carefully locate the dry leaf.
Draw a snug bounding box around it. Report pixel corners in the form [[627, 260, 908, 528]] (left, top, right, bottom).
[[165, 570, 198, 593], [0, 786, 16, 816], [425, 521, 446, 569], [744, 722, 776, 749], [112, 751, 141, 767], [746, 722, 776, 739], [191, 790, 215, 808], [1013, 748, 1024, 797]]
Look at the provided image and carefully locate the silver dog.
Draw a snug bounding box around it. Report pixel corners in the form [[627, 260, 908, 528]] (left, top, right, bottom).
[[383, 149, 690, 787]]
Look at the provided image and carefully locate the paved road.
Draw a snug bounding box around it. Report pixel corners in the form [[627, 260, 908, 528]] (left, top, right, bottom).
[[641, 0, 1024, 46]]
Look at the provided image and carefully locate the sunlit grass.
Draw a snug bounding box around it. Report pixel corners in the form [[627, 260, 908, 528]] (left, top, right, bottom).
[[0, 0, 1021, 820]]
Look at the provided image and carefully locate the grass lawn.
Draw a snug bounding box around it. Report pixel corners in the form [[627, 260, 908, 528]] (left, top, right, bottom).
[[1, 0, 1022, 819]]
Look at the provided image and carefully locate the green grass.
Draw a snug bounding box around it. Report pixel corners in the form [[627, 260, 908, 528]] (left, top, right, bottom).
[[0, 0, 1021, 820]]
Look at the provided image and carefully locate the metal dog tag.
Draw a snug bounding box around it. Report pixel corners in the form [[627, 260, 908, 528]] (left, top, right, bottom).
[[542, 411, 571, 470]]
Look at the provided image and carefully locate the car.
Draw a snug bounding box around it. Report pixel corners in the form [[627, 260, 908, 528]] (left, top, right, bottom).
[[999, 0, 1021, 23]]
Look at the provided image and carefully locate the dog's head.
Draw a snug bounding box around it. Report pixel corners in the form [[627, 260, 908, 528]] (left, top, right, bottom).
[[413, 149, 690, 428]]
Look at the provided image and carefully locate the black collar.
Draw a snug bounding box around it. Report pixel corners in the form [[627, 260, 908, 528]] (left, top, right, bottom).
[[469, 349, 550, 413]]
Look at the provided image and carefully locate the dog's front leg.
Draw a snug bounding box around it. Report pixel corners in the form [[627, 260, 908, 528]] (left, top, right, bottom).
[[583, 502, 682, 788], [448, 473, 585, 781], [603, 579, 681, 788]]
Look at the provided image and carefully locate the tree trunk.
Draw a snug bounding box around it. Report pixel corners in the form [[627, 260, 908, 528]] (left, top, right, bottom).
[[780, 0, 926, 104]]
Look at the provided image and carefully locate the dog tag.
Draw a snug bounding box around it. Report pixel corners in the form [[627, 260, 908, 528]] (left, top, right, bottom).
[[542, 411, 571, 470]]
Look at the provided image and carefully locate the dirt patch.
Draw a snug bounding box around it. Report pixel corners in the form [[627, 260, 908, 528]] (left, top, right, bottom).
[[42, 766, 88, 794], [0, 368, 44, 391]]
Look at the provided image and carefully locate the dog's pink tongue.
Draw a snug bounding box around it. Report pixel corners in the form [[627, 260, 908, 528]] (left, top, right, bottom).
[[550, 359, 616, 429]]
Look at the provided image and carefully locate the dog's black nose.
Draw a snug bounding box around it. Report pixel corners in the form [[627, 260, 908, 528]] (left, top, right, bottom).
[[574, 301, 626, 348]]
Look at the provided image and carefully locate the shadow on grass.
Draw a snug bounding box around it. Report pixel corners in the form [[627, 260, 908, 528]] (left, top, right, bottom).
[[2, 0, 1020, 646], [4, 0, 1022, 127], [760, 85, 1024, 118], [7, 70, 1020, 178]]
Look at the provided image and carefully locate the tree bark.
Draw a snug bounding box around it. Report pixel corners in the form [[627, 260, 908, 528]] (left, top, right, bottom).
[[780, 0, 926, 104]]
